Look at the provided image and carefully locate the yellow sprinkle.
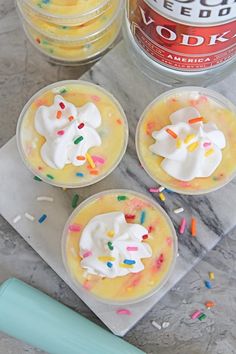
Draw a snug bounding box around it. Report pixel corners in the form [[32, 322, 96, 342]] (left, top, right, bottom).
[[187, 141, 199, 152], [176, 139, 182, 148], [86, 153, 95, 169], [159, 192, 165, 201], [119, 263, 134, 268], [205, 148, 214, 157], [184, 134, 195, 144], [98, 256, 116, 262], [107, 230, 115, 237], [209, 272, 215, 280]]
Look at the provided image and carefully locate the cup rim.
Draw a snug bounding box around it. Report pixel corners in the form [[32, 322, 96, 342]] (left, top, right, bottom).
[[61, 188, 178, 306], [16, 80, 129, 188], [136, 86, 236, 196]]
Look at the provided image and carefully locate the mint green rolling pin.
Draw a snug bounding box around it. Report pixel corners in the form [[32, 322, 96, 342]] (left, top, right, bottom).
[[0, 278, 145, 354]]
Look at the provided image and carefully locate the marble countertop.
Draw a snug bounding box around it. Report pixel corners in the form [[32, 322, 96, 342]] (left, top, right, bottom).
[[1, 1, 236, 353]]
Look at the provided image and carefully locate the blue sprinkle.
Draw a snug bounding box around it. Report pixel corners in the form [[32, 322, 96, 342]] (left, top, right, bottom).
[[140, 211, 146, 225], [165, 189, 174, 194], [42, 0, 50, 3], [38, 214, 47, 224], [76, 172, 84, 177], [205, 280, 212, 289], [107, 262, 113, 268], [124, 259, 136, 265]]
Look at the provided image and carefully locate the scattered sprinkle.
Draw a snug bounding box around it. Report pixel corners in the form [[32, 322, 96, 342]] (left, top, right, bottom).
[[140, 211, 146, 224], [86, 153, 95, 169], [82, 251, 92, 258], [209, 272, 215, 280], [116, 309, 131, 315], [205, 301, 215, 308], [191, 217, 197, 237], [76, 156, 86, 161], [33, 176, 42, 182], [56, 110, 62, 119], [76, 172, 84, 177], [149, 188, 159, 193], [57, 130, 64, 136], [188, 141, 199, 152], [78, 122, 84, 129], [203, 142, 211, 148], [107, 262, 113, 268], [13, 215, 21, 224], [89, 170, 99, 175], [184, 134, 195, 144], [159, 192, 165, 202], [72, 194, 79, 209], [205, 148, 214, 157], [24, 213, 35, 221], [119, 263, 134, 268], [127, 246, 138, 251], [205, 280, 212, 289], [68, 115, 74, 122], [69, 224, 81, 232], [191, 310, 202, 320], [38, 214, 47, 224], [179, 218, 186, 234], [107, 241, 114, 251], [176, 138, 182, 148], [151, 321, 161, 330], [107, 230, 115, 237], [166, 128, 178, 139], [74, 136, 84, 144], [198, 313, 207, 321], [188, 117, 204, 124], [125, 214, 136, 220], [124, 259, 136, 265], [162, 322, 170, 329], [174, 207, 184, 214], [37, 196, 53, 202], [92, 155, 105, 165], [59, 102, 65, 109], [98, 256, 116, 262], [142, 234, 149, 240], [46, 174, 54, 180], [117, 195, 127, 201]]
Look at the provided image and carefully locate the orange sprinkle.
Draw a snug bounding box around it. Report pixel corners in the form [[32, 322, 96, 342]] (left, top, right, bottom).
[[76, 156, 86, 161], [191, 217, 197, 237], [56, 111, 62, 119], [116, 119, 122, 125], [68, 115, 74, 122], [188, 117, 204, 124], [90, 170, 99, 175], [166, 128, 178, 139], [205, 301, 215, 308]]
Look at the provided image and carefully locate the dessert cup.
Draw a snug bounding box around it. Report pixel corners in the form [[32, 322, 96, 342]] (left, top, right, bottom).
[[62, 189, 177, 305], [136, 87, 236, 195], [17, 80, 128, 188]]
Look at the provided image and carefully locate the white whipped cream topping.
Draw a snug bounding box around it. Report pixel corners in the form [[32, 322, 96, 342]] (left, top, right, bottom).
[[35, 95, 102, 169], [79, 212, 152, 278], [150, 107, 226, 181]]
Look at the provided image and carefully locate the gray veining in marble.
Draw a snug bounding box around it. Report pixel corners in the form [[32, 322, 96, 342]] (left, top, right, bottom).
[[1, 1, 236, 353]]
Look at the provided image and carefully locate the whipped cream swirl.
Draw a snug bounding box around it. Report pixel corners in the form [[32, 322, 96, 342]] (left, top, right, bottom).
[[79, 212, 152, 278], [149, 107, 226, 181], [35, 95, 101, 169]]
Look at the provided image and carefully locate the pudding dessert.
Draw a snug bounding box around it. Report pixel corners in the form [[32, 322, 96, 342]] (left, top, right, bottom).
[[62, 190, 177, 304], [136, 87, 236, 195], [17, 81, 128, 188]]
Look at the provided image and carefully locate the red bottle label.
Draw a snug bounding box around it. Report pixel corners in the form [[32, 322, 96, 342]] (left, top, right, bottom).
[[128, 0, 236, 71]]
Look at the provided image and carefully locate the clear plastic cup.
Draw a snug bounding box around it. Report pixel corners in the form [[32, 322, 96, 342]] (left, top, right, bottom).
[[16, 80, 128, 188], [17, 0, 123, 65], [136, 87, 236, 195], [62, 189, 178, 305], [20, 0, 112, 26]]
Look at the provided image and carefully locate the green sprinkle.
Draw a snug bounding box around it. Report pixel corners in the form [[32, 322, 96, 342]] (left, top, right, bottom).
[[140, 211, 146, 225], [74, 136, 84, 145], [117, 195, 127, 201], [72, 194, 79, 209], [59, 88, 67, 94], [107, 241, 114, 251], [198, 313, 207, 321], [42, 39, 49, 45], [46, 174, 54, 180], [33, 176, 42, 182]]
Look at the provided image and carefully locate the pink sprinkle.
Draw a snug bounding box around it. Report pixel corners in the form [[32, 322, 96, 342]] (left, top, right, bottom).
[[91, 95, 100, 102], [57, 130, 64, 136], [116, 309, 131, 315], [179, 218, 187, 234], [92, 155, 105, 165], [59, 102, 65, 109], [149, 188, 159, 193], [82, 251, 92, 258], [166, 237, 173, 246], [127, 246, 138, 251], [83, 280, 92, 290], [203, 142, 211, 148], [69, 224, 81, 232], [191, 310, 202, 320]]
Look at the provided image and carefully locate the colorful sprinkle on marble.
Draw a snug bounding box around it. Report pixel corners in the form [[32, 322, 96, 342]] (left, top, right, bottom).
[[72, 194, 79, 208], [179, 218, 186, 234], [191, 310, 202, 320], [174, 207, 184, 214], [191, 217, 197, 237], [205, 280, 212, 289], [209, 272, 215, 280], [159, 193, 165, 202], [205, 301, 215, 308], [13, 215, 21, 224], [33, 176, 42, 182], [116, 309, 131, 315], [38, 214, 47, 224], [25, 213, 35, 221]]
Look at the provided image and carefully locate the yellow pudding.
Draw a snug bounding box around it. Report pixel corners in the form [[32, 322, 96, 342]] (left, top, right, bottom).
[[17, 81, 128, 188], [19, 0, 120, 40], [62, 190, 177, 304], [136, 87, 236, 195]]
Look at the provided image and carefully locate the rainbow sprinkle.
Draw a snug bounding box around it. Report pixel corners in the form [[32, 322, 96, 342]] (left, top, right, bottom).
[[124, 259, 136, 265], [74, 136, 84, 145], [188, 141, 199, 152], [184, 134, 195, 144], [78, 123, 85, 129], [166, 128, 178, 139], [188, 117, 204, 124], [38, 214, 47, 224], [116, 309, 131, 315], [86, 153, 95, 169], [69, 224, 81, 232], [98, 256, 116, 262], [127, 246, 138, 251], [107, 262, 113, 268], [119, 263, 134, 268], [117, 195, 127, 201]]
